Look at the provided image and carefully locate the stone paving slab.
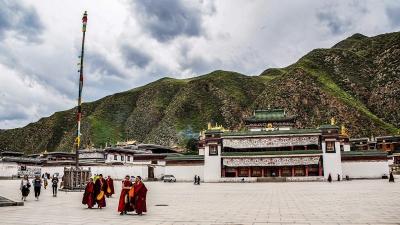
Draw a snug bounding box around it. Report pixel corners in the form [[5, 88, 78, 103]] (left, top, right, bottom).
[[0, 180, 399, 224]]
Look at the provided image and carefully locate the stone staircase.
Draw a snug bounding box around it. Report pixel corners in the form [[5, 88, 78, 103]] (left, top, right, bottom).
[[0, 196, 23, 207]]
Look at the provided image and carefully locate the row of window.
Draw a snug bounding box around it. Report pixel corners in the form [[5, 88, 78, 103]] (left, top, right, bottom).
[[110, 155, 131, 161]]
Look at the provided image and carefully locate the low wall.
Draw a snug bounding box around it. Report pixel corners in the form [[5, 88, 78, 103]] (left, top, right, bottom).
[[164, 165, 203, 182], [43, 164, 151, 180], [219, 177, 258, 183], [0, 162, 18, 178], [342, 160, 389, 179]]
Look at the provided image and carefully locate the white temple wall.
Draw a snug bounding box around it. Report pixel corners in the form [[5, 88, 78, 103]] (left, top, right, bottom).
[[0, 162, 18, 177], [42, 165, 149, 180], [204, 145, 221, 182], [154, 165, 166, 179], [342, 161, 389, 179], [89, 165, 148, 180], [322, 141, 343, 180], [164, 165, 203, 182], [41, 166, 66, 177]]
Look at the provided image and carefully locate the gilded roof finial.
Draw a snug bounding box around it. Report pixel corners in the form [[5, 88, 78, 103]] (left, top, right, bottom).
[[330, 117, 336, 125], [340, 124, 347, 136]]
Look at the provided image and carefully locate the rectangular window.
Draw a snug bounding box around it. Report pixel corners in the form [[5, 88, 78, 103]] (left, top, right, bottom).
[[127, 156, 130, 161], [209, 145, 218, 156], [114, 155, 117, 160], [121, 155, 124, 161], [326, 141, 335, 153], [238, 168, 249, 177]]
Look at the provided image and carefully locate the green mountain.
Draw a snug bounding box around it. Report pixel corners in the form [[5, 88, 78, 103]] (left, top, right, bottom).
[[1, 32, 399, 154]]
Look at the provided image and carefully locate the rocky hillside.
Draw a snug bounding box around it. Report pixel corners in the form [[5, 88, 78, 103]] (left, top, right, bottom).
[[1, 32, 399, 154]]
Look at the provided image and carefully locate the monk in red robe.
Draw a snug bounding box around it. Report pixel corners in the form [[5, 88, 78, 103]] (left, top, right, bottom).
[[106, 175, 115, 198], [118, 175, 134, 215], [82, 178, 95, 208], [133, 176, 147, 215], [94, 174, 107, 208]]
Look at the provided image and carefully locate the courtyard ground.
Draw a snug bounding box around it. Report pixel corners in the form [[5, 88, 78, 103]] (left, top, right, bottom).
[[0, 179, 399, 225]]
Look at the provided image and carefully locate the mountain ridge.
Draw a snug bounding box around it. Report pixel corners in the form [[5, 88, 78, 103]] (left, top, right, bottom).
[[1, 31, 399, 153]]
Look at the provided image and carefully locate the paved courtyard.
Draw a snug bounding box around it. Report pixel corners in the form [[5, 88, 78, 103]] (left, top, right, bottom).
[[0, 179, 399, 225]]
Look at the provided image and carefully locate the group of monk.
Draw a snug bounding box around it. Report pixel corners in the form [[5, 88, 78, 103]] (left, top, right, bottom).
[[82, 174, 115, 209], [82, 174, 147, 216], [118, 175, 147, 215]]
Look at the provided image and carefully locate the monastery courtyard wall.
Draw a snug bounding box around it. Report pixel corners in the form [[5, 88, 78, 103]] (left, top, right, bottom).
[[1, 179, 399, 224]]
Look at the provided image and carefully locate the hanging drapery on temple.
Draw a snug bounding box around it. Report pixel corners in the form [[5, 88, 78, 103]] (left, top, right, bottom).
[[223, 156, 321, 167]]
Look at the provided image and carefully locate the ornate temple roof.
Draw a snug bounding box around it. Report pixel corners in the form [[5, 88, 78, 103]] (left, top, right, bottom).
[[245, 109, 296, 123]]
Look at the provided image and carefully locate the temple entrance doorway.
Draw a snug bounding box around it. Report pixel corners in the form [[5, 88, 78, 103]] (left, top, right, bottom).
[[148, 166, 154, 179]]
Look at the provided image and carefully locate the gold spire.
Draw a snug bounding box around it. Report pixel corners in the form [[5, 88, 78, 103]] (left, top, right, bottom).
[[340, 124, 348, 136], [330, 117, 336, 125]]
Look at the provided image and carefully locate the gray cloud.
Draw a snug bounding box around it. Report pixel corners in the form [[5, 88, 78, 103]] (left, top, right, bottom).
[[120, 44, 152, 68], [386, 3, 400, 27], [0, 0, 44, 42], [86, 52, 124, 78], [317, 9, 353, 35], [131, 0, 211, 42], [0, 105, 29, 121]]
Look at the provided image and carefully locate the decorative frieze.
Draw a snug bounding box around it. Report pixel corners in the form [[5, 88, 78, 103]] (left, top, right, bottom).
[[223, 136, 319, 149], [223, 156, 321, 167]]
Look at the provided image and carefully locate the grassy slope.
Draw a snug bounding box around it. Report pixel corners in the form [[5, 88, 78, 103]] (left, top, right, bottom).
[[0, 32, 399, 153]]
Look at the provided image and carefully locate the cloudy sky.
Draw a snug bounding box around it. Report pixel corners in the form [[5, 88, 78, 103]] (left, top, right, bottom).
[[0, 0, 399, 129]]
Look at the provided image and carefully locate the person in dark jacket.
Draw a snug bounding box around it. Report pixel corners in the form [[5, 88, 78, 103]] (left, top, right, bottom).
[[51, 175, 59, 197], [327, 173, 332, 183], [389, 172, 395, 182], [33, 175, 42, 200]]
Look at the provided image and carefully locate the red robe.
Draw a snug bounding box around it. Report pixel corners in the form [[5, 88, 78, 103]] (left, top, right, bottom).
[[133, 181, 147, 214], [94, 178, 107, 208], [118, 180, 134, 213], [82, 181, 95, 208], [106, 178, 115, 197]]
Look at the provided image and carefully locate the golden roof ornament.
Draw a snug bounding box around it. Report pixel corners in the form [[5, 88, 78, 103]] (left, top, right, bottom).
[[266, 123, 273, 131], [330, 117, 336, 125], [340, 124, 348, 136]]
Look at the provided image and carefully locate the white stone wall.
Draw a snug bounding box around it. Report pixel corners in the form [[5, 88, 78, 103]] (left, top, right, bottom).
[[204, 144, 222, 182], [342, 161, 389, 179], [343, 144, 351, 152], [41, 166, 65, 177], [322, 141, 343, 180], [0, 162, 18, 177], [42, 164, 149, 180], [164, 165, 203, 182], [198, 148, 205, 155]]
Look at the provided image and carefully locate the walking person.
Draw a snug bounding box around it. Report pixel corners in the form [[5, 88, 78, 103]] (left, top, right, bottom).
[[51, 175, 59, 197], [94, 174, 107, 209], [133, 176, 147, 215], [389, 171, 395, 182], [43, 176, 48, 189], [106, 175, 115, 198], [194, 175, 197, 185], [327, 173, 332, 183], [33, 175, 42, 200], [118, 175, 134, 215], [197, 176, 201, 185], [20, 175, 31, 201], [82, 178, 95, 208]]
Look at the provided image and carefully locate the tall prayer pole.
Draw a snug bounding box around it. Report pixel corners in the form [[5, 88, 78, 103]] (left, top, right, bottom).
[[75, 11, 88, 168]]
